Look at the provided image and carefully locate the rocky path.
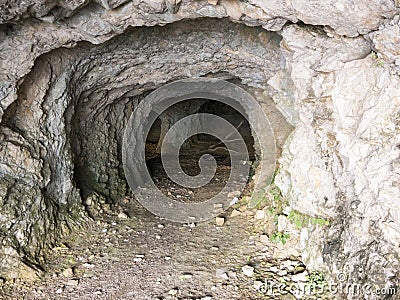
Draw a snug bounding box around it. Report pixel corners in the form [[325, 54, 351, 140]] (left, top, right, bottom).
[[0, 195, 315, 300]]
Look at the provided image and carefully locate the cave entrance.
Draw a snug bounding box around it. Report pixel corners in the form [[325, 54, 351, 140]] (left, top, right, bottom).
[[145, 99, 257, 203], [123, 78, 276, 223]]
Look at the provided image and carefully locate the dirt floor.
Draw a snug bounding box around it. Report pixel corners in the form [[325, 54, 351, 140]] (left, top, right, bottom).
[[1, 150, 315, 300], [1, 200, 303, 300]]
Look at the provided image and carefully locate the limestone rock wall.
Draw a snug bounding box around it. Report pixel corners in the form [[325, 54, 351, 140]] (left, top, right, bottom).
[[0, 0, 399, 297]]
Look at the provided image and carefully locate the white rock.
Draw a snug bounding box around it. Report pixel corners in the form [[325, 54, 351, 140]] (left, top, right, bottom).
[[67, 279, 79, 286], [215, 217, 225, 226], [270, 266, 279, 272], [259, 235, 269, 244], [62, 268, 74, 277], [255, 210, 265, 220], [168, 288, 178, 295], [117, 212, 128, 219], [230, 209, 241, 217], [277, 215, 289, 232], [242, 265, 254, 277], [215, 269, 229, 280], [253, 280, 263, 290], [292, 271, 308, 282], [229, 197, 239, 206]]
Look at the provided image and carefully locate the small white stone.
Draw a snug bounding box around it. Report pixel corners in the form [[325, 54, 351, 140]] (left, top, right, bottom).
[[182, 273, 193, 279], [67, 279, 79, 286], [270, 266, 279, 272], [157, 224, 164, 228], [242, 265, 254, 277], [55, 288, 63, 294], [230, 209, 241, 217], [215, 217, 225, 226], [229, 197, 239, 206], [215, 269, 229, 280], [117, 212, 128, 219], [62, 268, 74, 277], [277, 215, 288, 232], [292, 271, 308, 282], [168, 288, 178, 295], [255, 210, 265, 220], [278, 269, 288, 276], [260, 234, 269, 244], [254, 280, 263, 290]]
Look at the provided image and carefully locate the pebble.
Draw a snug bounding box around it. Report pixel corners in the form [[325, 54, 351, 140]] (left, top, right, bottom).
[[66, 279, 79, 286], [200, 297, 213, 300], [62, 268, 74, 277], [215, 217, 225, 226], [238, 205, 247, 212], [55, 288, 63, 294], [215, 269, 229, 280], [155, 235, 161, 240], [270, 266, 279, 273], [168, 288, 178, 295], [278, 269, 288, 276], [255, 210, 265, 220], [117, 212, 128, 219], [242, 265, 254, 277], [157, 224, 165, 228], [229, 197, 239, 206], [292, 271, 308, 282], [254, 280, 263, 290], [230, 209, 241, 217], [259, 234, 269, 244], [181, 273, 193, 279]]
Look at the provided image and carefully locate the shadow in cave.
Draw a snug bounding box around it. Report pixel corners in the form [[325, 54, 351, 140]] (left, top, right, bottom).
[[145, 99, 256, 203]]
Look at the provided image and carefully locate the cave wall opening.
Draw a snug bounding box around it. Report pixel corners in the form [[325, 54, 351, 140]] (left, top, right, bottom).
[[0, 18, 293, 279]]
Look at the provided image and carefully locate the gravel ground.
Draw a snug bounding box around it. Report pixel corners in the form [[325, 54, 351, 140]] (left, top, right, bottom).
[[1, 156, 320, 300]]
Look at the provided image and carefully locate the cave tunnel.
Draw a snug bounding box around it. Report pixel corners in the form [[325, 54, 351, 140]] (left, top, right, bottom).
[[145, 98, 257, 203]]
